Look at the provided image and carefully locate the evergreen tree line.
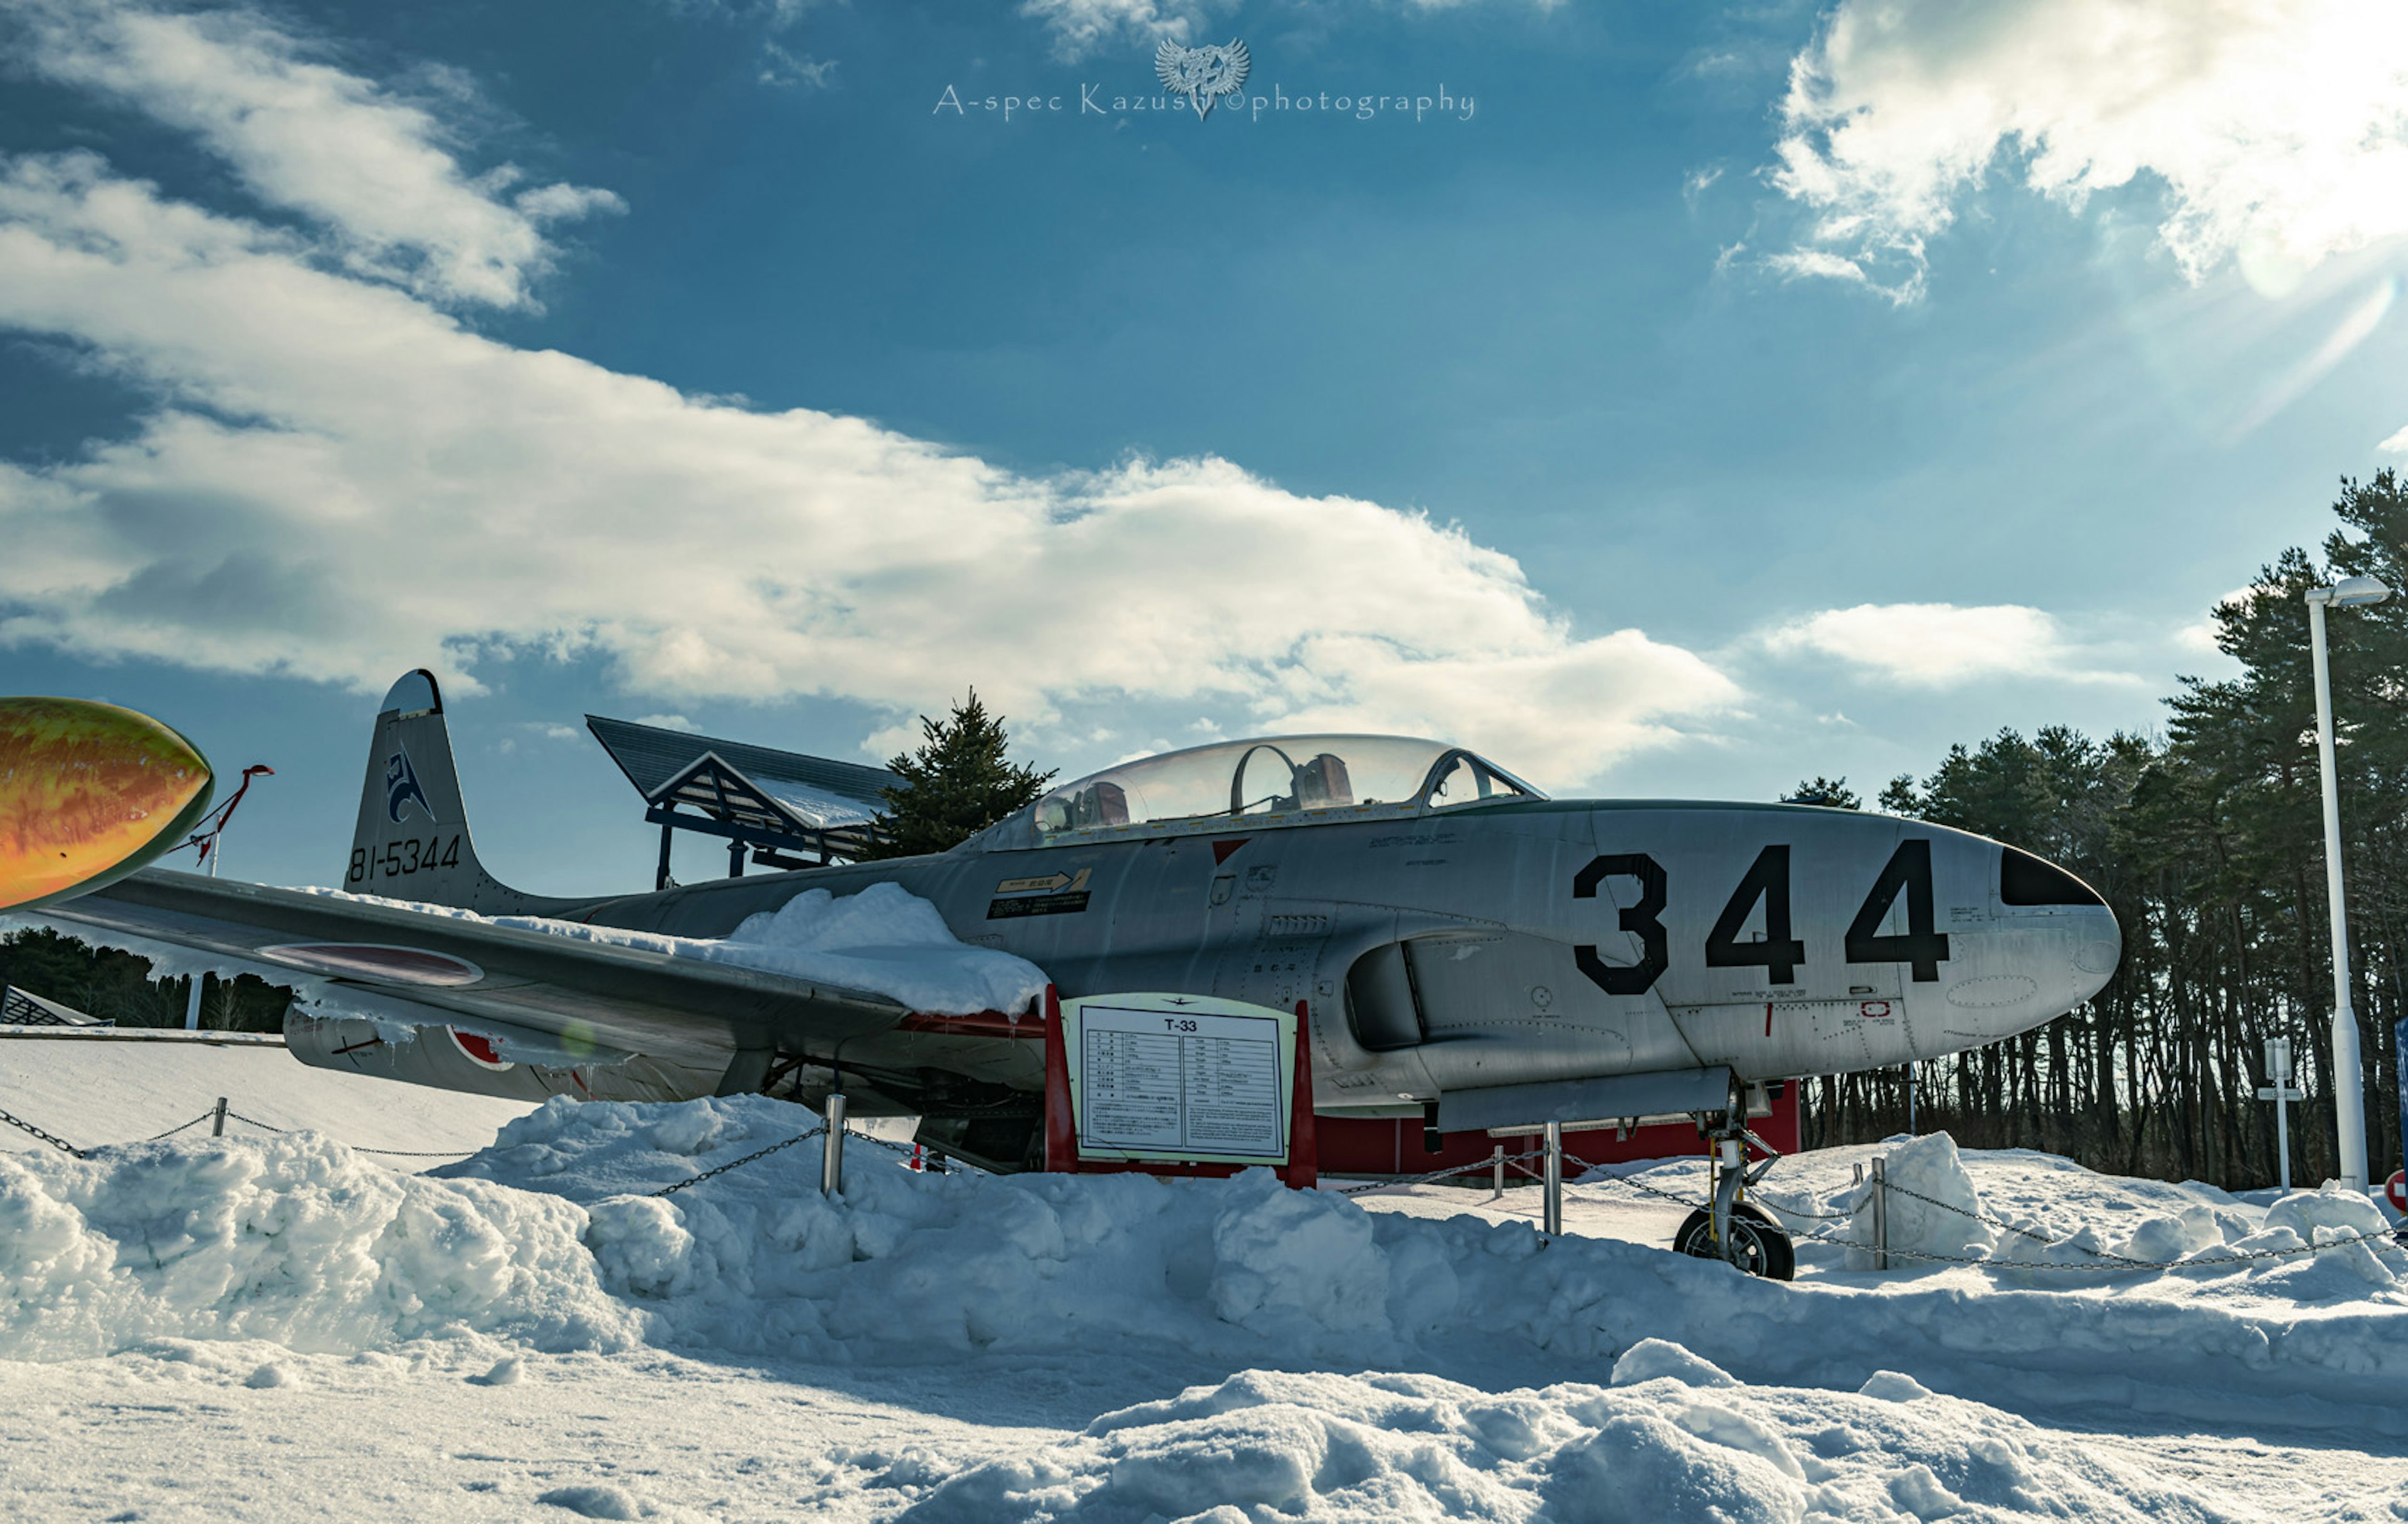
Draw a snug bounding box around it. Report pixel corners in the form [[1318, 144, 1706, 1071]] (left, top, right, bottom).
[[1799, 473, 2408, 1190], [0, 928, 290, 1033]]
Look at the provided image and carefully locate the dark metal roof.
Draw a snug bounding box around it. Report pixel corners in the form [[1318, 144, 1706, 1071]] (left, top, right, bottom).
[[3, 986, 109, 1027], [585, 715, 900, 822]]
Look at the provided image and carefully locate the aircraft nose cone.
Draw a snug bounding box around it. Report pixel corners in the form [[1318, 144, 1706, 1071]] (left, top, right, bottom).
[[1952, 845, 2119, 1041], [2067, 903, 2122, 992]]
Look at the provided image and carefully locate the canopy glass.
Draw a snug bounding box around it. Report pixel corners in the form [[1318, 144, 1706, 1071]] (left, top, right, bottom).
[[1032, 735, 1543, 841]]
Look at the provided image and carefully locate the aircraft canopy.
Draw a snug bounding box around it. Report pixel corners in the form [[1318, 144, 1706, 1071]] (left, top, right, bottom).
[[1033, 735, 1543, 842]]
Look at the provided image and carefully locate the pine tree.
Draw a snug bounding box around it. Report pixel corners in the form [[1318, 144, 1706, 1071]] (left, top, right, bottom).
[[1783, 776, 1861, 809], [862, 691, 1055, 859]]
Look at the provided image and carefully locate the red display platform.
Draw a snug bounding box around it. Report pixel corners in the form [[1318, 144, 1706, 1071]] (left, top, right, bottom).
[[1025, 982, 1799, 1186], [1041, 987, 1318, 1189]]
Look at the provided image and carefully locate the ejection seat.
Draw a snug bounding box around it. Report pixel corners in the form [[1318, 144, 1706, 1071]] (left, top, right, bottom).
[[1293, 753, 1354, 809]]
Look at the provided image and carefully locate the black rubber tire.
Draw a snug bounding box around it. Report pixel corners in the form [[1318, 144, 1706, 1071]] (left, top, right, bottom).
[[1674, 1201, 1797, 1281]]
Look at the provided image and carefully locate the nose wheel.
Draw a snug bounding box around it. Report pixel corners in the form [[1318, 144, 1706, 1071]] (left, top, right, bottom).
[[1674, 1201, 1795, 1280], [1675, 1110, 1797, 1281]]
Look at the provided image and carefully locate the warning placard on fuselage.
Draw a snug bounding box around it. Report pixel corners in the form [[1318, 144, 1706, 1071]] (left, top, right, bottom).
[[1065, 995, 1292, 1164]]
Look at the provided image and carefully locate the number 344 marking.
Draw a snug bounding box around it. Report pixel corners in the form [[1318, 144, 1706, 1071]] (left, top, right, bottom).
[[347, 836, 462, 885], [1572, 840, 1950, 997]]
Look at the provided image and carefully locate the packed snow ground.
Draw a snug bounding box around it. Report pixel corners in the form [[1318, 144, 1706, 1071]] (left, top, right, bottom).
[[4, 1043, 2407, 1520]]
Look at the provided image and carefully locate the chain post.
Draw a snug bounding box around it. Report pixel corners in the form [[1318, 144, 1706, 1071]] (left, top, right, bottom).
[[1542, 1120, 1563, 1236], [211, 1096, 228, 1138], [1491, 1143, 1505, 1201], [821, 1093, 847, 1196], [1870, 1155, 1889, 1271]]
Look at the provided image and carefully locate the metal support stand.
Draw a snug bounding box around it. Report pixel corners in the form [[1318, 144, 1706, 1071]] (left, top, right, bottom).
[[1869, 1155, 1889, 1270], [1541, 1120, 1563, 1236], [210, 1096, 228, 1138], [656, 821, 675, 891], [185, 975, 204, 1033], [727, 838, 747, 879], [1710, 1135, 1745, 1259], [1491, 1143, 1506, 1201], [821, 1093, 846, 1195]]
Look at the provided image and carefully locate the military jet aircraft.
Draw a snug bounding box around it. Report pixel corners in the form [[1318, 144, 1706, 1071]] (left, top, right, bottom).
[[26, 670, 2118, 1268]]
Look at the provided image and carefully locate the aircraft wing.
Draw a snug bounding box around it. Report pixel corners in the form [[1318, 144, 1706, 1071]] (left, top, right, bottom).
[[24, 868, 911, 1072]]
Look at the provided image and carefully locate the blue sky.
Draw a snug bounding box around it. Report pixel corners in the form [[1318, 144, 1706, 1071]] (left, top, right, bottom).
[[5, 0, 2408, 894]]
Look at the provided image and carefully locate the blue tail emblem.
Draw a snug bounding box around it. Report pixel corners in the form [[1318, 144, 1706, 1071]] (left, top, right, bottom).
[[385, 745, 436, 826]]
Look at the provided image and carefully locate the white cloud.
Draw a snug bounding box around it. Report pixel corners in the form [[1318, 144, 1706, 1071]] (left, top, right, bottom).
[[1771, 0, 2408, 301], [0, 17, 1739, 791], [757, 41, 835, 90], [635, 715, 700, 733], [4, 0, 620, 307], [1761, 602, 2140, 688], [1020, 0, 1223, 61], [1017, 0, 1559, 62]]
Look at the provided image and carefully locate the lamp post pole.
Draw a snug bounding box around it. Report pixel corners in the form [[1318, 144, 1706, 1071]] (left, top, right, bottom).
[[2306, 577, 2390, 1192]]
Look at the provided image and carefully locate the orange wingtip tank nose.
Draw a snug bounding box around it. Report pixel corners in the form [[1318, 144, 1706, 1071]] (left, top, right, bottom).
[[0, 698, 214, 912]]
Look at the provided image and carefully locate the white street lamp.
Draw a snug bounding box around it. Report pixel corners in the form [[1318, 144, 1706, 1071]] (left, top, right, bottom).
[[2305, 573, 2390, 1190]]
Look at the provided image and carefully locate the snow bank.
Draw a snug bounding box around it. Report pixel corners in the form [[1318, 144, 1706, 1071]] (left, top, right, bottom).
[[13, 1091, 2408, 1441], [447, 1096, 2408, 1433], [0, 1132, 640, 1361], [878, 1355, 2229, 1523], [1844, 1131, 1995, 1268], [312, 881, 1047, 1016], [1777, 1133, 2408, 1290]]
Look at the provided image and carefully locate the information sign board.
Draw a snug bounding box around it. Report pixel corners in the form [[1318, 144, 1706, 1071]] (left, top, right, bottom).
[[1061, 993, 1295, 1165]]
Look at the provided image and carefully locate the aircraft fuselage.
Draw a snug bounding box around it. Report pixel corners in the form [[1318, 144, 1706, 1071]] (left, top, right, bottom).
[[578, 797, 2118, 1117]]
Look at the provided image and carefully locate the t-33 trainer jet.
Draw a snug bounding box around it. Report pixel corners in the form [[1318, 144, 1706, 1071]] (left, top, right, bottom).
[[25, 670, 2118, 1273]]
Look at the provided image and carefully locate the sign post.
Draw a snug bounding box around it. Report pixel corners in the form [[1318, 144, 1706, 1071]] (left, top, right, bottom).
[[1042, 987, 1316, 1188], [2257, 1038, 2304, 1192]]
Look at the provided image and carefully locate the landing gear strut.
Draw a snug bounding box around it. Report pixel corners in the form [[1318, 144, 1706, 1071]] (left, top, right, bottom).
[[1672, 1107, 1796, 1281]]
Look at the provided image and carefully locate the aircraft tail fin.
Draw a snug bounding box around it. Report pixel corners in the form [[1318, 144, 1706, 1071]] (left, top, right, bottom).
[[346, 670, 580, 915]]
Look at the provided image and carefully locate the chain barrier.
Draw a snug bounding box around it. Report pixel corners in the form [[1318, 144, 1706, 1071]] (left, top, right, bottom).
[[1565, 1162, 2404, 1276], [1, 1101, 482, 1160], [1336, 1148, 1551, 1196], [1615, 1159, 2183, 1267], [1782, 1224, 2405, 1274], [1868, 1175, 2155, 1266], [641, 1121, 1000, 1196], [18, 1087, 2404, 1278], [648, 1125, 827, 1197], [216, 1108, 477, 1157], [1747, 1193, 1856, 1221], [1583, 1165, 1718, 1213], [0, 1103, 85, 1159]]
